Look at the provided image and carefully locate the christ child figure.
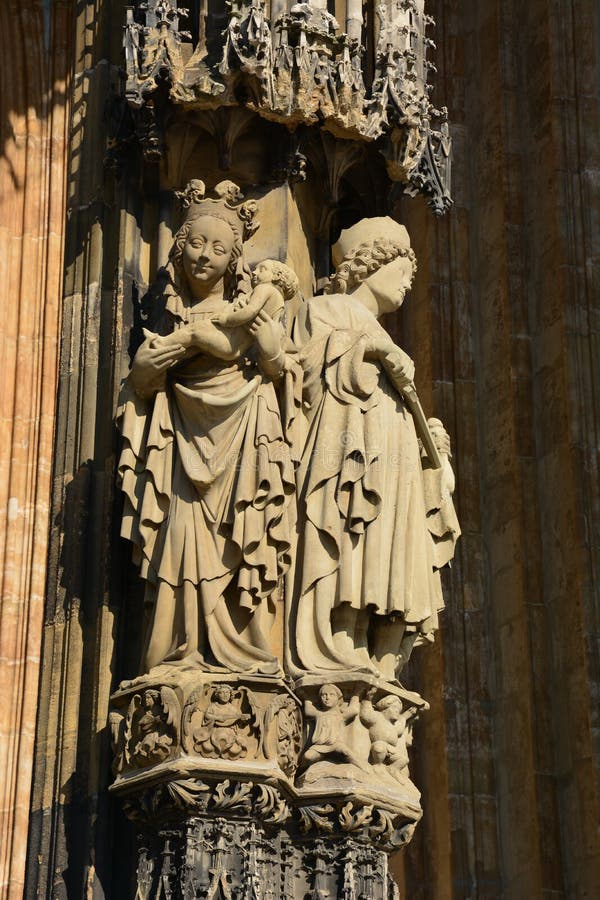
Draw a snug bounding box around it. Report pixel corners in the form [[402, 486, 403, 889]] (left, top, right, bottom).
[[151, 259, 299, 379], [215, 258, 300, 329]]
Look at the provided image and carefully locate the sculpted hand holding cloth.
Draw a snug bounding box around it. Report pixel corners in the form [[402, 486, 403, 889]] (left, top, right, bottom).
[[118, 181, 296, 674]]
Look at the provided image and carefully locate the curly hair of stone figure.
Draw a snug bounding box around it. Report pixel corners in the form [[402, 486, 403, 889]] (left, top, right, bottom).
[[324, 240, 418, 295], [256, 259, 301, 303], [374, 695, 403, 713], [168, 217, 244, 303]]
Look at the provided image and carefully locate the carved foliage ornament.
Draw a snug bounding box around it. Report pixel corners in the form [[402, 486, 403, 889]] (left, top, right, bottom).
[[117, 0, 452, 211]]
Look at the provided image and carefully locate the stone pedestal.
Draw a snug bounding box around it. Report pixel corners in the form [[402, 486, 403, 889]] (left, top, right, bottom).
[[130, 813, 400, 900], [110, 672, 427, 898], [102, 4, 459, 895]]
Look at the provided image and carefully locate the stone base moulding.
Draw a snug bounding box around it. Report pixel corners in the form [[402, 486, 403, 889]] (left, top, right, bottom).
[[110, 671, 427, 897], [130, 807, 404, 900]]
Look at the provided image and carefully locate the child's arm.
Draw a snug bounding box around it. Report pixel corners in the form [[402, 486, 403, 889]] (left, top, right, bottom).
[[152, 320, 253, 362], [344, 695, 361, 722], [304, 700, 318, 719], [359, 699, 378, 728], [151, 324, 194, 350]]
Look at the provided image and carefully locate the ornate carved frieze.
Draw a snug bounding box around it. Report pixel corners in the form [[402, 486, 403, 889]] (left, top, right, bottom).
[[110, 674, 426, 817], [110, 673, 426, 893], [129, 813, 400, 900], [117, 0, 451, 212]]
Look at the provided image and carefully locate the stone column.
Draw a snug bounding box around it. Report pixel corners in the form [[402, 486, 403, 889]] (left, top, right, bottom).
[[110, 673, 423, 898], [0, 2, 72, 897]]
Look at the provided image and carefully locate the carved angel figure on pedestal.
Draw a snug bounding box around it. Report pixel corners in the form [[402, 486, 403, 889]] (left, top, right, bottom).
[[192, 684, 252, 759], [360, 689, 418, 783], [289, 217, 460, 681], [117, 180, 298, 676]]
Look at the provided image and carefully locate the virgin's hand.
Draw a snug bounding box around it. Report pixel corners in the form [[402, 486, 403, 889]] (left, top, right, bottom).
[[248, 309, 283, 360], [134, 333, 186, 373], [130, 334, 186, 397]]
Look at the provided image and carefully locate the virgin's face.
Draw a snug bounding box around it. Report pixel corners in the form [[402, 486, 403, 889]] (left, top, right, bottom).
[[364, 254, 414, 315], [182, 216, 236, 297]]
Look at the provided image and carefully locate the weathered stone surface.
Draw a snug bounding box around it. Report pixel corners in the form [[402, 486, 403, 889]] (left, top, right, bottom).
[[0, 0, 598, 898], [117, 0, 451, 213], [104, 167, 459, 893], [0, 2, 72, 897]]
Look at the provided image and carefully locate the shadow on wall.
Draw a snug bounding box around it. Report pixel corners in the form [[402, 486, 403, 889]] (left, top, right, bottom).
[[0, 1, 70, 184], [27, 454, 144, 899]]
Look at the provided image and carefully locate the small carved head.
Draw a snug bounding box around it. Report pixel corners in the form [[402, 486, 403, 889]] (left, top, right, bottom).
[[319, 683, 343, 709], [143, 690, 160, 709], [252, 259, 300, 302], [213, 684, 234, 704], [375, 695, 403, 721]]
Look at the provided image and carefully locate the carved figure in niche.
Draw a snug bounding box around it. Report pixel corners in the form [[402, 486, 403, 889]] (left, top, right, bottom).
[[302, 684, 366, 771], [290, 217, 459, 681], [192, 684, 252, 759], [126, 687, 180, 767], [118, 180, 299, 676], [276, 698, 302, 776], [359, 690, 418, 782], [423, 418, 461, 572]]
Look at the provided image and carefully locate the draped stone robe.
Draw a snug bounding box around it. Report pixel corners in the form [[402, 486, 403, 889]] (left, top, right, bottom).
[[118, 298, 297, 674], [291, 293, 443, 674]]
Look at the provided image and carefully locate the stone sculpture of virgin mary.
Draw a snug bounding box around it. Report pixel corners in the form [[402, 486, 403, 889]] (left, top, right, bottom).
[[117, 181, 296, 676]]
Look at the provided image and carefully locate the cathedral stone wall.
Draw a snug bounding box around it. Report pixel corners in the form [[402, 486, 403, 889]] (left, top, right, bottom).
[[389, 2, 600, 895], [0, 2, 72, 897]]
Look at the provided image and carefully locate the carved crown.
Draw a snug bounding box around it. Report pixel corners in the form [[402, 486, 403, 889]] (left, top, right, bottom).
[[175, 179, 260, 241]]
